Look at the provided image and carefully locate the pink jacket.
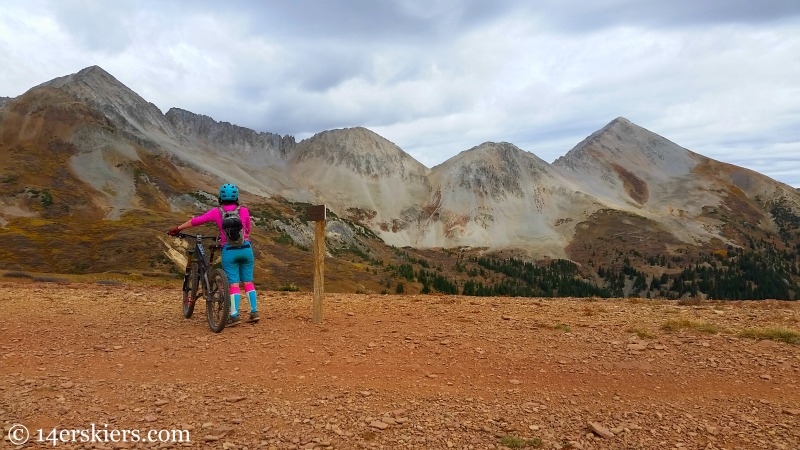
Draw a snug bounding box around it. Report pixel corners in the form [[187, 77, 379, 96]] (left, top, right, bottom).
[[191, 204, 251, 246]]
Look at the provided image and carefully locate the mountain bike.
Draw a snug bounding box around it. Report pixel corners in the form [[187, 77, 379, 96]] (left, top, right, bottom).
[[173, 232, 231, 333]]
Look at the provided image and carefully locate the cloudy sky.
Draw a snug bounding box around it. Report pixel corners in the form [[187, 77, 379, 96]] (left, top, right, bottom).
[[2, 1, 800, 186]]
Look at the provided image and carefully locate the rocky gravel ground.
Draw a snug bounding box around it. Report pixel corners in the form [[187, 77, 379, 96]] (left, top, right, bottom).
[[1, 281, 799, 449]]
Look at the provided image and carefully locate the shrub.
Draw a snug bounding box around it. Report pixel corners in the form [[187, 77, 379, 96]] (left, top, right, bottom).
[[277, 282, 300, 292]]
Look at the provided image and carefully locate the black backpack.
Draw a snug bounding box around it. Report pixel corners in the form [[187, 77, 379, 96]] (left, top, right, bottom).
[[220, 206, 245, 247]]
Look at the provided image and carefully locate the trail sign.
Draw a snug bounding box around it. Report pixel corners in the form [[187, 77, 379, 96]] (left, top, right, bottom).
[[306, 204, 326, 222], [307, 205, 326, 323]]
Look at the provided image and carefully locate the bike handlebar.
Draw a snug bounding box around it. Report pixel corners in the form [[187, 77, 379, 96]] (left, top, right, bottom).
[[173, 232, 219, 240]]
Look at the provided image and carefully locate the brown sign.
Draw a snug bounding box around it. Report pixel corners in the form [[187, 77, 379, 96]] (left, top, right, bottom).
[[306, 204, 326, 221]]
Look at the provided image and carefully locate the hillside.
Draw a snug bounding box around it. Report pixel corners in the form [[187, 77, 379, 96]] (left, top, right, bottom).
[[1, 280, 799, 449]]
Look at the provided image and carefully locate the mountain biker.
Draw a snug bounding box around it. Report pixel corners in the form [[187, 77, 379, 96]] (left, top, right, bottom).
[[169, 183, 259, 326]]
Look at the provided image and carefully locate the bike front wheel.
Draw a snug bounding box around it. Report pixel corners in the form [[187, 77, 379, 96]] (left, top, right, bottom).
[[206, 268, 231, 333], [182, 261, 200, 319]]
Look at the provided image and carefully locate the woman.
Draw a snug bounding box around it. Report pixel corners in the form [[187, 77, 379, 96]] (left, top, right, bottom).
[[169, 183, 259, 326]]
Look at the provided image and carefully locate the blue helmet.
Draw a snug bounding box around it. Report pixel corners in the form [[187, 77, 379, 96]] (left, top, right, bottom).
[[218, 183, 239, 201]]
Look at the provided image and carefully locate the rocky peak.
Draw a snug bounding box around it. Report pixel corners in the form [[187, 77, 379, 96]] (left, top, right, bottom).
[[291, 127, 429, 179], [166, 108, 295, 165], [553, 117, 698, 177], [38, 65, 137, 104], [431, 142, 552, 199], [34, 65, 175, 143], [0, 96, 11, 109], [551, 117, 704, 208]]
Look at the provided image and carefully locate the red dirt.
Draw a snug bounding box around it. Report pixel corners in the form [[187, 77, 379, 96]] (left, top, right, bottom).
[[1, 281, 799, 449]]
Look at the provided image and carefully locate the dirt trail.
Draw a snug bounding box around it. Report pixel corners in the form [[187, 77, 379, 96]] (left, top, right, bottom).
[[1, 281, 799, 449]]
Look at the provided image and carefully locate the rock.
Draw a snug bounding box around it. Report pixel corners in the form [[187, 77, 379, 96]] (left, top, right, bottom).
[[369, 420, 389, 430], [588, 422, 615, 438]]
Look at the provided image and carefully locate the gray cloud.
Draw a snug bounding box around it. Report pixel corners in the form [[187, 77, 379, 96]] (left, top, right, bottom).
[[49, 0, 139, 53], [526, 0, 800, 32]]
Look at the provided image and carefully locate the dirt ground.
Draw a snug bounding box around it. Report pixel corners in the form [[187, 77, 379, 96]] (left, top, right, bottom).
[[1, 281, 799, 450]]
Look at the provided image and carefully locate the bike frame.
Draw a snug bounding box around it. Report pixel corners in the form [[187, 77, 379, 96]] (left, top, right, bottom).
[[181, 234, 219, 296], [175, 232, 230, 332]]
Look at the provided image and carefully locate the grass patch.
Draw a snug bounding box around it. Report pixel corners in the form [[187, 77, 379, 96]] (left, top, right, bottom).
[[499, 435, 543, 448], [277, 282, 300, 292], [626, 326, 654, 339], [661, 318, 723, 334], [739, 327, 800, 344], [554, 323, 571, 333]]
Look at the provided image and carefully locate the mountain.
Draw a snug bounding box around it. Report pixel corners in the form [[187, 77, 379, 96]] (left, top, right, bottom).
[[553, 117, 800, 248], [2, 66, 800, 298], [286, 127, 430, 237], [414, 142, 603, 257]]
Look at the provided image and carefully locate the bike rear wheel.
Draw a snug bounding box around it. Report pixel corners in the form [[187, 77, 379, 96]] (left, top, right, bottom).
[[182, 261, 200, 318], [206, 268, 231, 333]]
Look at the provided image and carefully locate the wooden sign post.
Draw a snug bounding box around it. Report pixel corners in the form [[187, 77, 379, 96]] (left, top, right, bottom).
[[306, 205, 326, 323]]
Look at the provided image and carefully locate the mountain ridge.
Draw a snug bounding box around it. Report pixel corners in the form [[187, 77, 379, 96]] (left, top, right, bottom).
[[2, 65, 800, 298]]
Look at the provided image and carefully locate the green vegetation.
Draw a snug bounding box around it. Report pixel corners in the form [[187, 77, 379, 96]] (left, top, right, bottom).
[[626, 327, 655, 339], [274, 232, 295, 246], [466, 258, 611, 297], [554, 323, 571, 333], [26, 188, 53, 207], [739, 327, 800, 344], [277, 282, 300, 292], [770, 197, 800, 242], [187, 191, 214, 205], [661, 318, 723, 334], [499, 435, 543, 448]]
